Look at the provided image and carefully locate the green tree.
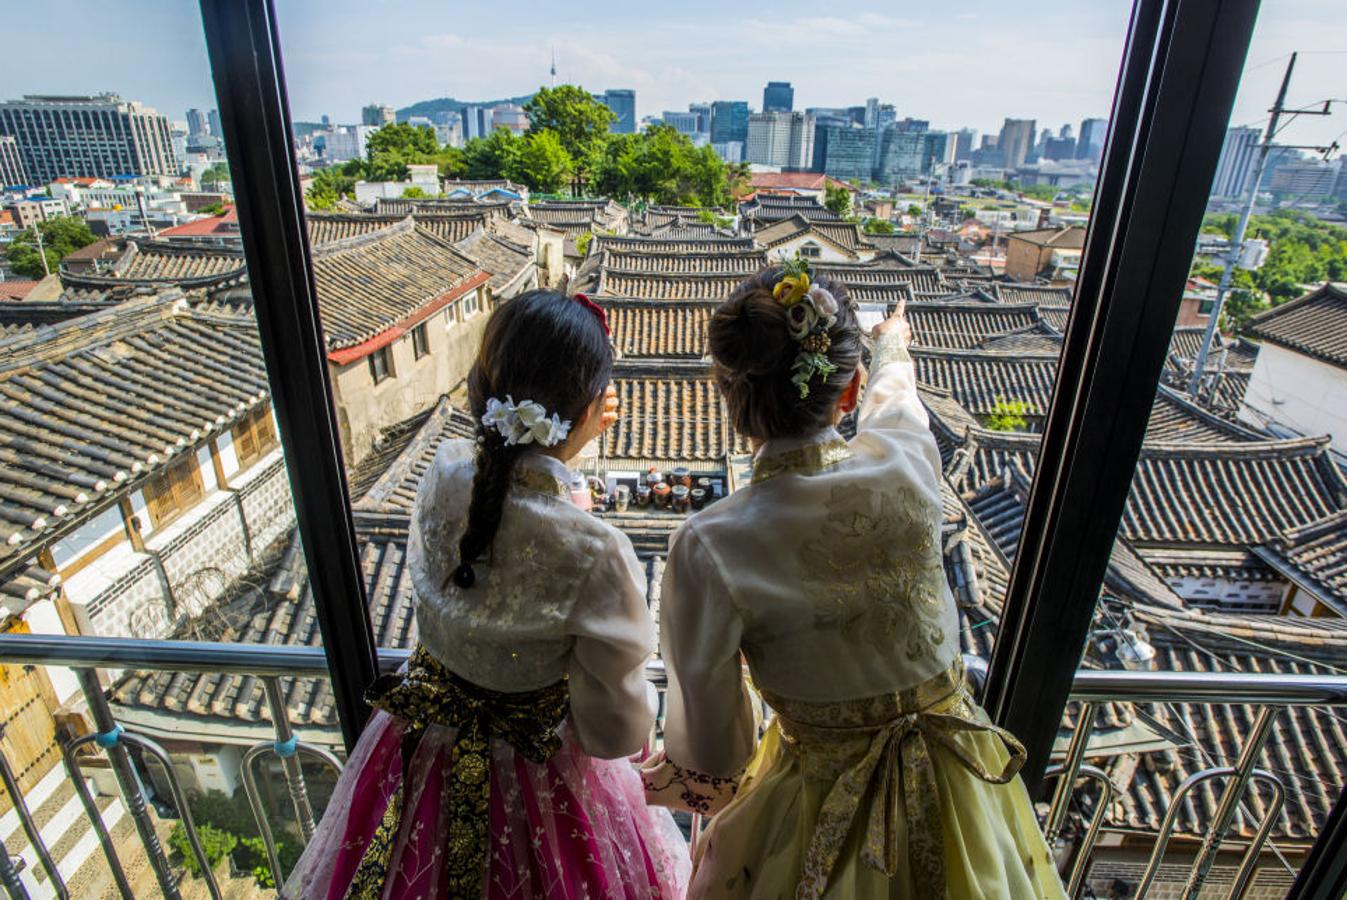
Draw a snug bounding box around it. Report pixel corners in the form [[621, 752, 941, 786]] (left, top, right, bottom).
[[365, 122, 438, 158], [5, 215, 97, 277], [508, 130, 574, 193], [523, 85, 616, 189], [197, 202, 226, 216], [864, 218, 895, 234], [401, 186, 428, 199], [958, 205, 978, 221], [306, 159, 366, 209], [575, 231, 593, 256], [462, 128, 522, 180], [906, 204, 922, 217], [823, 184, 852, 217], [169, 823, 237, 877], [985, 397, 1033, 432], [593, 126, 733, 206], [199, 162, 231, 187]]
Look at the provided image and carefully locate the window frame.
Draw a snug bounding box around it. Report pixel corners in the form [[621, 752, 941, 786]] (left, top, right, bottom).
[[196, 0, 1347, 880], [367, 344, 392, 383], [411, 321, 429, 359]]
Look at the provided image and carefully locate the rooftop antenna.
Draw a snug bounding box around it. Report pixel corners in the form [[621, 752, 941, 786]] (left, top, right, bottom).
[[550, 47, 557, 88]]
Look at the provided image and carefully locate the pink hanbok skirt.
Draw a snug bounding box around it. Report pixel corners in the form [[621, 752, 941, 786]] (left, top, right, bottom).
[[282, 710, 690, 899]]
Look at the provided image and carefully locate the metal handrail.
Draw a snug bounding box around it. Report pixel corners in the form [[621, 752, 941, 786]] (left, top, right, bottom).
[[0, 633, 1343, 899]]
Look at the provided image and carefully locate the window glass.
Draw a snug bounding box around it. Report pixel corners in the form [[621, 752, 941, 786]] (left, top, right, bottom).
[[1037, 13, 1347, 895], [0, 6, 341, 894]]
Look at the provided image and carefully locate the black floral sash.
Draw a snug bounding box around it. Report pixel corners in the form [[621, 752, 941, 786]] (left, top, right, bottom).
[[344, 645, 569, 899]]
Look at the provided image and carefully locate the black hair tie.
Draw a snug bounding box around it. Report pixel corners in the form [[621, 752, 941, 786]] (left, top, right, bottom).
[[452, 563, 476, 589]]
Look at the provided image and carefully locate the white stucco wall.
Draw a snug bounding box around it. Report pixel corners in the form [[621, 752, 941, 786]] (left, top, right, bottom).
[[1238, 342, 1347, 455]]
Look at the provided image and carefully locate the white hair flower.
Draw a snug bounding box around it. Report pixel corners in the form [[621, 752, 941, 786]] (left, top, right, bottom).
[[481, 396, 573, 447]]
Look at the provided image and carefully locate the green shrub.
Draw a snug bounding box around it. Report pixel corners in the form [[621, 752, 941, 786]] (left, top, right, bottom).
[[169, 822, 237, 877]]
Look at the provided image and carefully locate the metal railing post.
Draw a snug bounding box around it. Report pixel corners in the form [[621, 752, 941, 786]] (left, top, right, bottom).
[[72, 668, 180, 900], [60, 733, 132, 899], [1183, 706, 1280, 899], [262, 677, 317, 838], [0, 849, 27, 900], [1042, 762, 1118, 897], [0, 741, 67, 899], [1043, 701, 1097, 843]]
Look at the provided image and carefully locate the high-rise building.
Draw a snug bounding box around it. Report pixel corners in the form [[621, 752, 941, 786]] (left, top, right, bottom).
[[208, 109, 223, 138], [461, 105, 486, 141], [1059, 123, 1073, 140], [819, 126, 877, 181], [662, 111, 700, 135], [763, 82, 794, 113], [895, 117, 929, 133], [874, 129, 950, 182], [1211, 125, 1260, 198], [1076, 118, 1107, 161], [710, 101, 749, 144], [997, 118, 1036, 170], [186, 108, 208, 138], [953, 128, 978, 162], [1268, 159, 1339, 202], [598, 90, 636, 134], [0, 135, 28, 187], [1042, 136, 1077, 161], [746, 111, 816, 168], [864, 97, 880, 130], [688, 103, 713, 134], [0, 94, 178, 184], [361, 104, 396, 127], [492, 105, 529, 135]]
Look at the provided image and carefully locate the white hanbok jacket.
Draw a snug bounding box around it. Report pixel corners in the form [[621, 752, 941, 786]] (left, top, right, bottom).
[[661, 332, 961, 776], [407, 445, 657, 759]]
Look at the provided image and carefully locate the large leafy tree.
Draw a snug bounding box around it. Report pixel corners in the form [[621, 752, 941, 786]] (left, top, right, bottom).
[[824, 184, 852, 217], [5, 216, 97, 277], [462, 129, 522, 180], [509, 130, 573, 194], [306, 159, 365, 209], [523, 85, 615, 191], [365, 122, 438, 158], [593, 126, 733, 206]]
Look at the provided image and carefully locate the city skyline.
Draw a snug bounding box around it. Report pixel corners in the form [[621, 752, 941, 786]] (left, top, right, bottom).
[[2, 1, 1345, 147]]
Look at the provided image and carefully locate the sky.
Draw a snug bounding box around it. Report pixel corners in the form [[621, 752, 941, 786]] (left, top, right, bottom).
[[0, 1, 1345, 146]]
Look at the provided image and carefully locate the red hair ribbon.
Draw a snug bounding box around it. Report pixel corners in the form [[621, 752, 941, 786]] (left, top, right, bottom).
[[573, 292, 611, 336]]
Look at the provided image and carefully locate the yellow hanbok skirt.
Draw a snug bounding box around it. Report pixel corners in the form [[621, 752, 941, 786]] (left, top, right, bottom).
[[689, 663, 1066, 900]]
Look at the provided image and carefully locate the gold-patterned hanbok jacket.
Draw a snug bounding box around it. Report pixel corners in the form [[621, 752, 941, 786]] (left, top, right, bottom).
[[661, 332, 960, 777], [407, 446, 657, 759]]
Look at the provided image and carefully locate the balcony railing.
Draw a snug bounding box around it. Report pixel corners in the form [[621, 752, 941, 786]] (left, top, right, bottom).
[[0, 633, 1343, 899]]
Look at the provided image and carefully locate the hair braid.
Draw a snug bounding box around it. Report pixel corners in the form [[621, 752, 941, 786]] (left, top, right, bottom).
[[450, 426, 527, 589]]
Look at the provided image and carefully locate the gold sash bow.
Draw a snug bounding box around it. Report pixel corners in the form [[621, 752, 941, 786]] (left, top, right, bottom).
[[344, 646, 569, 900], [769, 663, 1027, 900]]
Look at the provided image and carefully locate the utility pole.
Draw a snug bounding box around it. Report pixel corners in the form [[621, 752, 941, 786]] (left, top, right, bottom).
[[31, 219, 50, 277], [1189, 52, 1335, 397]]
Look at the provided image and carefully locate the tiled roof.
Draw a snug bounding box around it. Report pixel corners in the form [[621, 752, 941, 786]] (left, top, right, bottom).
[[591, 235, 756, 255], [156, 207, 239, 238], [305, 213, 404, 246], [413, 213, 495, 244], [1121, 437, 1347, 547], [0, 281, 40, 301], [594, 270, 742, 301], [913, 347, 1060, 418], [742, 196, 841, 224], [863, 233, 923, 256], [640, 221, 733, 240], [373, 198, 513, 217], [1167, 327, 1257, 373], [1253, 509, 1347, 614], [1245, 283, 1347, 369], [310, 218, 483, 352], [815, 265, 946, 295], [453, 227, 535, 293], [605, 368, 745, 461], [642, 206, 726, 228], [0, 292, 269, 577], [1036, 304, 1071, 332], [1113, 604, 1347, 841], [992, 284, 1074, 305], [595, 250, 766, 275], [606, 301, 711, 360], [61, 240, 246, 291], [753, 215, 867, 256], [905, 302, 1042, 351], [1146, 386, 1264, 444], [352, 398, 478, 517], [1006, 226, 1086, 249], [111, 526, 418, 736], [747, 173, 829, 191], [976, 326, 1064, 355]]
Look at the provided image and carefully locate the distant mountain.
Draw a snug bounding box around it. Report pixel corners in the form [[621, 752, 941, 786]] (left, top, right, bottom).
[[396, 93, 537, 122]]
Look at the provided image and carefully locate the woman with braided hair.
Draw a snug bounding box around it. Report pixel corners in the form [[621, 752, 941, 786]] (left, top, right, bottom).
[[286, 289, 689, 899], [646, 263, 1063, 899]]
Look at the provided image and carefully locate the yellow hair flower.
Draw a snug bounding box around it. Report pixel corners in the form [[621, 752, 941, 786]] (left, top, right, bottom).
[[773, 271, 811, 307]]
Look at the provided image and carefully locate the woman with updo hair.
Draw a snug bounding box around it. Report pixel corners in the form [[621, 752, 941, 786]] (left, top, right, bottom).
[[646, 262, 1064, 899], [286, 290, 689, 899]]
